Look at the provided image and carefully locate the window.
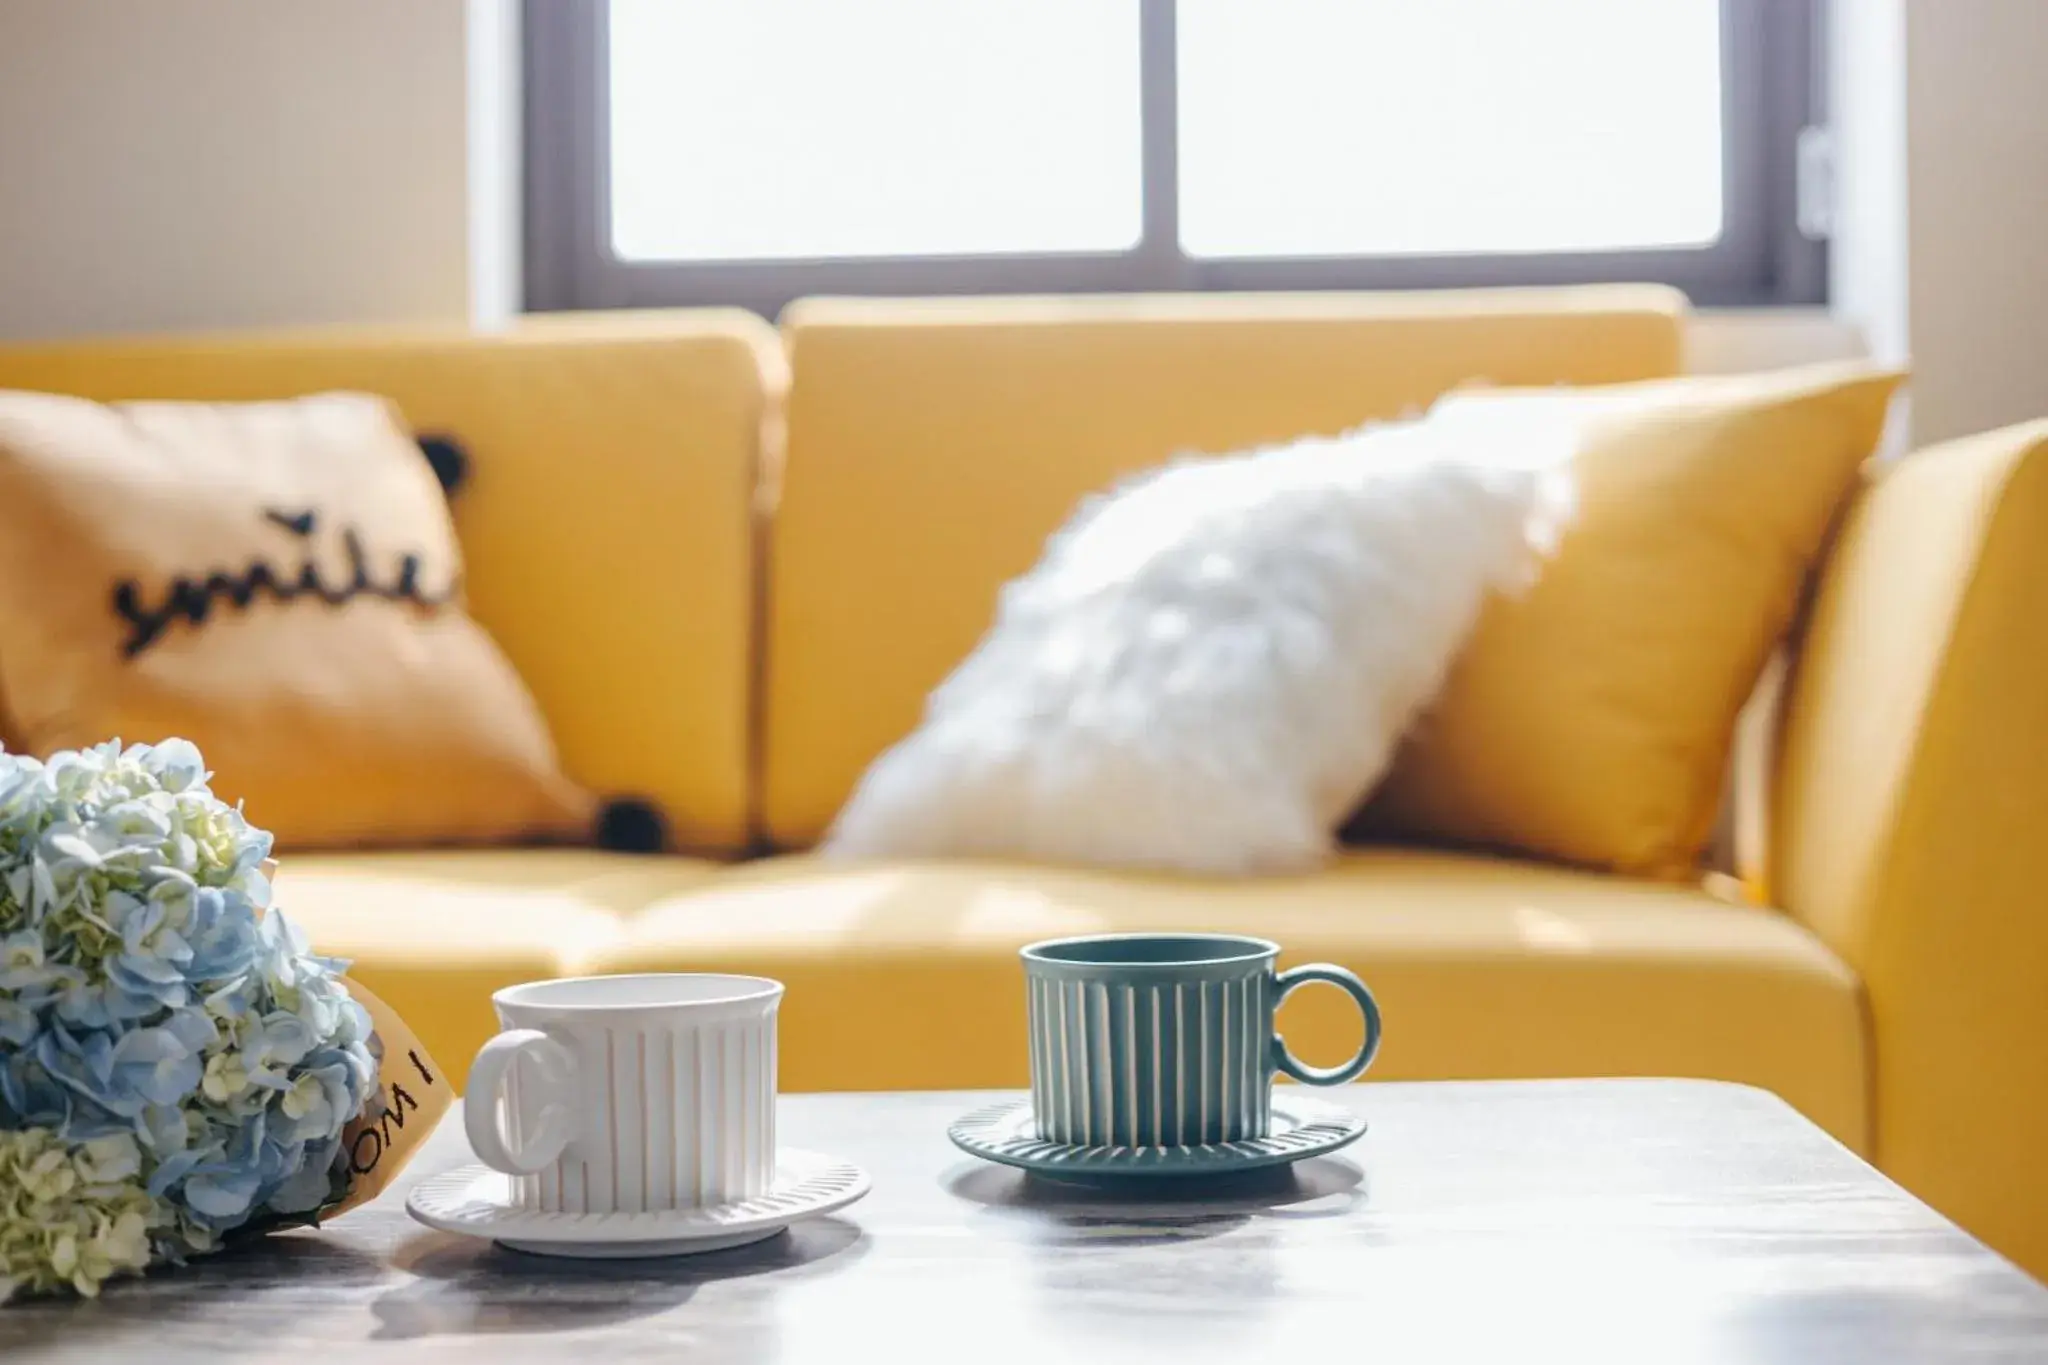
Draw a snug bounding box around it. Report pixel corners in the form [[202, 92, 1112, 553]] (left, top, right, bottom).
[[526, 0, 1821, 314]]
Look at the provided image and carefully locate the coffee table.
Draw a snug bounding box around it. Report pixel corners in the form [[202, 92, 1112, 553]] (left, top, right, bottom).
[[3, 1079, 2044, 1362]]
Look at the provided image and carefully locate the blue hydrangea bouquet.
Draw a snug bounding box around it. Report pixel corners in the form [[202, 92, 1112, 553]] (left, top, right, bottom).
[[0, 739, 385, 1301]]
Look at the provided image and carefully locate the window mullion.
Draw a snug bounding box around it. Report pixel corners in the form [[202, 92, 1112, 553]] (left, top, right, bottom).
[[1136, 0, 1185, 289]]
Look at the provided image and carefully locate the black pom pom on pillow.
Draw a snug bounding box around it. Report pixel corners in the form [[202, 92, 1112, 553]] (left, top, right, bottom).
[[596, 798, 669, 853], [416, 434, 468, 498]]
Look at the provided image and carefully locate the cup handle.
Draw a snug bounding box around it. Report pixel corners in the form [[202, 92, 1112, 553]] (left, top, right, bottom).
[[1271, 964, 1382, 1086], [464, 1029, 577, 1175]]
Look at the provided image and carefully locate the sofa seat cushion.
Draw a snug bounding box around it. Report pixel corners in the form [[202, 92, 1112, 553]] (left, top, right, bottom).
[[590, 848, 1868, 1149], [273, 850, 720, 1085]]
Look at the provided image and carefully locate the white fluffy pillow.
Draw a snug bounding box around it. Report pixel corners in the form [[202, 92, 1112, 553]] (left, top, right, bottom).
[[825, 420, 1571, 874]]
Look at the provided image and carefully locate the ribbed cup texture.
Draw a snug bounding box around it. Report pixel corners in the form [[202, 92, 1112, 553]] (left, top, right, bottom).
[[501, 1006, 777, 1214], [1026, 971, 1273, 1147]]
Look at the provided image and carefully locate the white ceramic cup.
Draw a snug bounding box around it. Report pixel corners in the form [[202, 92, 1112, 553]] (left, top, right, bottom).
[[464, 973, 782, 1214]]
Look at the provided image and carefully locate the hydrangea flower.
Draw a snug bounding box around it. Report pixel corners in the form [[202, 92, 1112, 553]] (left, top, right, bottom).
[[0, 740, 376, 1302], [0, 1128, 155, 1299]]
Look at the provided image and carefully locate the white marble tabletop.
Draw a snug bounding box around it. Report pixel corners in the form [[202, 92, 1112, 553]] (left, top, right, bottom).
[[3, 1079, 2044, 1363]]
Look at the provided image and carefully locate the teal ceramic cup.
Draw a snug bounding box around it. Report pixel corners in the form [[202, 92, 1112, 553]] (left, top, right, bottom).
[[1020, 933, 1381, 1148]]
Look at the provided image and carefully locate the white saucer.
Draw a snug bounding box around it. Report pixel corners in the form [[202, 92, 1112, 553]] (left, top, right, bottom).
[[405, 1149, 869, 1259]]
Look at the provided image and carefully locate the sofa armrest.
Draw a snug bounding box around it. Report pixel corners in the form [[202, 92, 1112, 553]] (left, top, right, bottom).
[[1773, 418, 2048, 1273]]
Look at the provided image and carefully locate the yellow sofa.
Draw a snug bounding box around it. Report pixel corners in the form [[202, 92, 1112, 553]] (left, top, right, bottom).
[[3, 285, 2044, 1278]]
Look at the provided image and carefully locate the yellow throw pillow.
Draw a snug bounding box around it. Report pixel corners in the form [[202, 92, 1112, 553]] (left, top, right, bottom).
[[0, 389, 594, 849], [1361, 361, 1905, 879]]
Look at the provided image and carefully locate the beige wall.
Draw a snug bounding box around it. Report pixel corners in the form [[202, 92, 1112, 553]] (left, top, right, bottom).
[[1828, 0, 1910, 371], [0, 0, 514, 342], [1902, 0, 2048, 444], [1831, 0, 2048, 446]]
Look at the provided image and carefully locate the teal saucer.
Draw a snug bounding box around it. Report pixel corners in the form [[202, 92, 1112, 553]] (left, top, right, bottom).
[[947, 1094, 1364, 1180]]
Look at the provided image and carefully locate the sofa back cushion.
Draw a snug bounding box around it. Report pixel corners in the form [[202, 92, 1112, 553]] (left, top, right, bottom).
[[0, 312, 780, 854], [764, 286, 1687, 848]]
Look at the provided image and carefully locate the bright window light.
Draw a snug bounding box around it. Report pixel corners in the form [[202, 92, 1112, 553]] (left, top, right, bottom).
[[1175, 0, 1724, 258], [607, 0, 1143, 262]]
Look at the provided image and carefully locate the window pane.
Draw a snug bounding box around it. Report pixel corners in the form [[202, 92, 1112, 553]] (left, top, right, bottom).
[[608, 0, 1142, 262], [1176, 0, 1724, 259]]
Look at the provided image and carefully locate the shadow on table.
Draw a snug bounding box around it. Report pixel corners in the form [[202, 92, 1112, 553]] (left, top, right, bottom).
[[370, 1216, 870, 1342], [942, 1155, 1366, 1249], [0, 1235, 389, 1350], [1714, 1270, 2048, 1363]]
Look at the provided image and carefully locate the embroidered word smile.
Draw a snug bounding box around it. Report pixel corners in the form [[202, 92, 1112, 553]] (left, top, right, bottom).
[[111, 506, 458, 659]]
